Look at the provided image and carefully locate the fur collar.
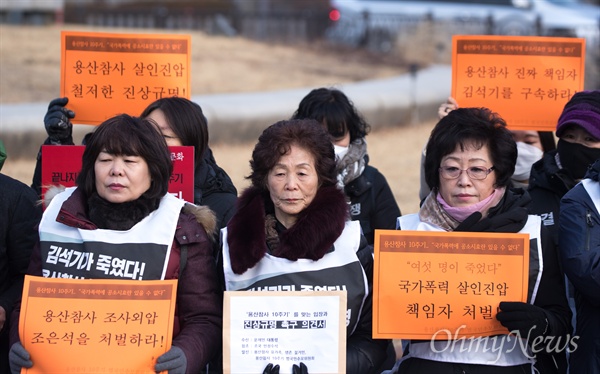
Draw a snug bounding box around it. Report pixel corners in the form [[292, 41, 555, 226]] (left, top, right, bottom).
[[182, 202, 217, 238], [226, 185, 349, 274]]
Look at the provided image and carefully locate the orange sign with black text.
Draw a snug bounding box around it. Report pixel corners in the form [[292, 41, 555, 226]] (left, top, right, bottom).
[[60, 31, 191, 125], [18, 275, 177, 373], [451, 35, 585, 132], [373, 230, 530, 340]]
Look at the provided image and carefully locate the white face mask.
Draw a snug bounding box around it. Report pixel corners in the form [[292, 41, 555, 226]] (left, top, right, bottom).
[[333, 144, 349, 161], [512, 142, 544, 181]]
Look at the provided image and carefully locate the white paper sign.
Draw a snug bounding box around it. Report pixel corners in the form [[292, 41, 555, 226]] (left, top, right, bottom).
[[223, 291, 347, 374]]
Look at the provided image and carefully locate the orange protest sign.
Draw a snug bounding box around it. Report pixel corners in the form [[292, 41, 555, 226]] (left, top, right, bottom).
[[19, 275, 177, 373], [373, 230, 530, 340], [451, 35, 585, 132], [60, 31, 191, 125]]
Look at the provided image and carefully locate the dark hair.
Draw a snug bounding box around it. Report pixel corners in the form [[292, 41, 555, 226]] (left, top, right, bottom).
[[292, 87, 370, 141], [76, 114, 172, 200], [424, 107, 516, 190], [140, 97, 208, 167], [248, 119, 337, 188], [537, 131, 556, 152]]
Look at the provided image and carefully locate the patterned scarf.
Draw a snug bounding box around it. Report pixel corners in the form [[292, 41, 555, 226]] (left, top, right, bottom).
[[418, 187, 506, 231], [336, 138, 367, 189]]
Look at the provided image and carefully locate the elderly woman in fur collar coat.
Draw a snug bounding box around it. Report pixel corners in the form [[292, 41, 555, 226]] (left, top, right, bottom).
[[220, 119, 390, 373], [9, 114, 222, 374]]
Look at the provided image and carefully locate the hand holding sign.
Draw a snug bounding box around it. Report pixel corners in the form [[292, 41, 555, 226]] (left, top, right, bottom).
[[44, 97, 75, 144], [496, 301, 550, 341], [8, 342, 32, 374]]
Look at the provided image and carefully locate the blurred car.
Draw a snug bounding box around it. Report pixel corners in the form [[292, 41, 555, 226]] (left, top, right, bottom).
[[327, 0, 600, 53]]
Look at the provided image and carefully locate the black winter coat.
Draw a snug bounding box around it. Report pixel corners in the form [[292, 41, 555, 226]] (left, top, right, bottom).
[[345, 165, 400, 244], [0, 174, 41, 373], [559, 158, 600, 374], [528, 150, 577, 247]]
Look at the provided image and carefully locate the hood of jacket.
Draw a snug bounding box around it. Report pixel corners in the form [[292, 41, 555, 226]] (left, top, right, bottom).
[[528, 150, 577, 196], [44, 185, 216, 237], [226, 185, 349, 274], [584, 158, 600, 181]]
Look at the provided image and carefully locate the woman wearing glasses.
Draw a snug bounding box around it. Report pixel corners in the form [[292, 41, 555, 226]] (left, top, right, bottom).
[[387, 108, 571, 374]]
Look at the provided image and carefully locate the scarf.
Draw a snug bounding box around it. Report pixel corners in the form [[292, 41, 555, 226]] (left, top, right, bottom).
[[419, 187, 506, 231], [87, 192, 160, 230], [336, 138, 367, 188]]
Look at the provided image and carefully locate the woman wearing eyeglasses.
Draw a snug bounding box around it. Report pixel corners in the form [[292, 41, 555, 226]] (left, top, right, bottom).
[[387, 108, 571, 374]]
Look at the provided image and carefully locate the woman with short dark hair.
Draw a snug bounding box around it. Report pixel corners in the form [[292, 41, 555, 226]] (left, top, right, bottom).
[[10, 114, 222, 374], [388, 107, 571, 374]]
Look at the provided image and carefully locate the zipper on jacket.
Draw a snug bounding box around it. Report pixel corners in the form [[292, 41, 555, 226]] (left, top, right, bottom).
[[586, 209, 593, 251]]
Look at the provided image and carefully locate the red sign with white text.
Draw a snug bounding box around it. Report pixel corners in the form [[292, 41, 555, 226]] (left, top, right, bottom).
[[41, 145, 194, 204]]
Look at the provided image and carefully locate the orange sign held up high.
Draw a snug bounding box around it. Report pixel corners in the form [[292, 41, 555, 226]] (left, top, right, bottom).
[[451, 35, 585, 132], [60, 31, 191, 125]]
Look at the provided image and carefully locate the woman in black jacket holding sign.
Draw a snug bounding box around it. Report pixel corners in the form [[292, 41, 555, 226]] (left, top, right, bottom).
[[386, 107, 571, 374]]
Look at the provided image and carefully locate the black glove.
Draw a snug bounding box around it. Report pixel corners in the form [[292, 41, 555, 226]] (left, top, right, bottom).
[[455, 208, 527, 233], [496, 301, 549, 341], [292, 362, 308, 374], [263, 363, 280, 374], [44, 97, 74, 144], [155, 345, 186, 374], [9, 342, 33, 374]]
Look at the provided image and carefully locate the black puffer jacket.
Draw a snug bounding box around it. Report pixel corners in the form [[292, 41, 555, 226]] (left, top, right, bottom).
[[456, 188, 571, 374], [193, 149, 237, 236], [344, 165, 400, 244], [559, 158, 600, 374], [528, 150, 578, 247], [0, 175, 41, 374]]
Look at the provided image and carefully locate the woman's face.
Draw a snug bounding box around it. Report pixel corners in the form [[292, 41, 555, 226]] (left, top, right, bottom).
[[95, 151, 151, 203], [145, 108, 182, 147], [561, 125, 600, 148], [438, 142, 497, 207], [267, 144, 319, 228]]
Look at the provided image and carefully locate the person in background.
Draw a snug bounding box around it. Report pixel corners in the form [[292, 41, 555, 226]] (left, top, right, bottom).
[[528, 90, 600, 247], [422, 96, 556, 199], [559, 157, 600, 373], [388, 107, 570, 374], [220, 119, 390, 373], [292, 87, 401, 245], [0, 139, 42, 374], [140, 97, 238, 234], [32, 97, 238, 241], [9, 114, 222, 374]]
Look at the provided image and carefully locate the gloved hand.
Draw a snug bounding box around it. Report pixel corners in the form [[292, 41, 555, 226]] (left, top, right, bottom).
[[292, 362, 308, 374], [155, 345, 186, 374], [496, 301, 549, 341], [263, 363, 280, 374], [9, 342, 33, 374], [44, 97, 74, 144], [455, 208, 527, 233]]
